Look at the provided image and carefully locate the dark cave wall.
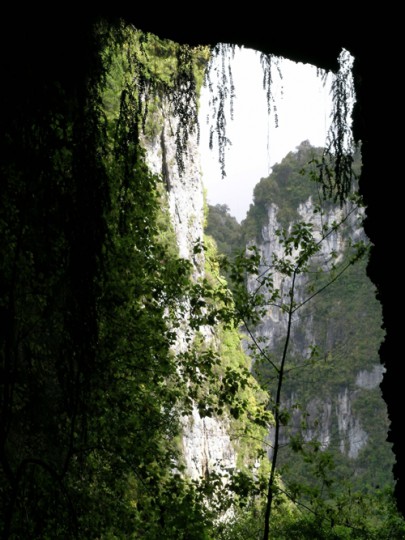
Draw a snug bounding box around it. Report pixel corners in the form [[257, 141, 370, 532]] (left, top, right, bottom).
[[1, 7, 401, 514]]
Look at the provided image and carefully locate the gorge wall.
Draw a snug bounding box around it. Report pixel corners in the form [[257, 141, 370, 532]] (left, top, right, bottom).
[[143, 102, 239, 481], [240, 142, 394, 489]]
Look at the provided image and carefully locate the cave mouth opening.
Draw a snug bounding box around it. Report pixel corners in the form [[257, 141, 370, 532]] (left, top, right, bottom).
[[200, 40, 396, 502]]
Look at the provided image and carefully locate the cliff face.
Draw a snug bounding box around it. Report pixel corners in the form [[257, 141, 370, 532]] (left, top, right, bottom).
[[145, 121, 204, 263], [242, 143, 394, 488], [143, 103, 238, 481]]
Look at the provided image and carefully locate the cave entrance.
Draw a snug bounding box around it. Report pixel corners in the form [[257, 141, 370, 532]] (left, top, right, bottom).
[[199, 44, 395, 500]]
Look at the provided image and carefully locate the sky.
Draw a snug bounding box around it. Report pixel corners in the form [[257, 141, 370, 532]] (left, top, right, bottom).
[[198, 47, 334, 223]]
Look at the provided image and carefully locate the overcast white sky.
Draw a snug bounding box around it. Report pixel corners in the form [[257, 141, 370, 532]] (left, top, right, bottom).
[[198, 47, 334, 222]]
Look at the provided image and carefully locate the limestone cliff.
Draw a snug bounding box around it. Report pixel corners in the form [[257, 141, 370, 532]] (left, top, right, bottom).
[[240, 141, 394, 489], [142, 102, 238, 481]]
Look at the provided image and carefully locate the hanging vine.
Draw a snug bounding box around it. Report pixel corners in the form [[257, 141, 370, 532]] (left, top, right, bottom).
[[203, 42, 236, 178], [320, 49, 357, 204], [204, 44, 356, 205], [260, 52, 283, 127], [100, 20, 209, 177]]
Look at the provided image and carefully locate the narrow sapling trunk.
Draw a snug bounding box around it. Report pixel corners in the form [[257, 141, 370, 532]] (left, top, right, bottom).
[[263, 271, 296, 540]]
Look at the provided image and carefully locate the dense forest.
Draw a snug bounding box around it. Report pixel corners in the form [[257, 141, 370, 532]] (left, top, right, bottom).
[[1, 18, 404, 540]]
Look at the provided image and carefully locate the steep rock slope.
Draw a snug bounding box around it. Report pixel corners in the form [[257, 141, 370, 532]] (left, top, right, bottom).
[[143, 102, 239, 480], [243, 141, 393, 490]]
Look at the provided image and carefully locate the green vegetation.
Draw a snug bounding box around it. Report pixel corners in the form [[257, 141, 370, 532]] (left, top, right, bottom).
[[241, 140, 362, 241], [241, 140, 322, 238], [242, 144, 392, 496], [205, 204, 242, 260], [1, 16, 404, 540]]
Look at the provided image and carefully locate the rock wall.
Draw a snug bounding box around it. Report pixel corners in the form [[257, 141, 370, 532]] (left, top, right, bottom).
[[142, 104, 237, 480], [250, 194, 389, 466]]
